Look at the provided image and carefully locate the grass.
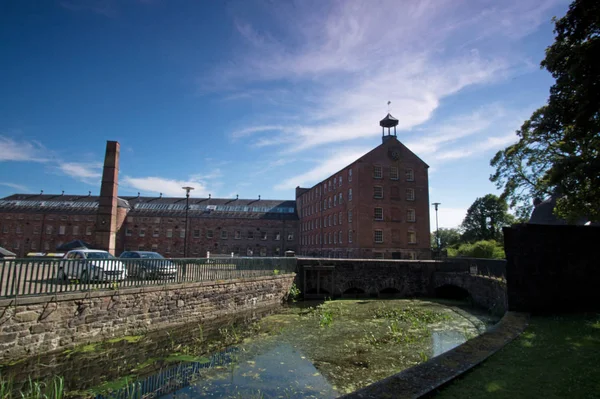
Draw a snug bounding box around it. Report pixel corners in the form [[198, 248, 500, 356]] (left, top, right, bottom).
[[0, 376, 64, 399], [433, 314, 600, 398]]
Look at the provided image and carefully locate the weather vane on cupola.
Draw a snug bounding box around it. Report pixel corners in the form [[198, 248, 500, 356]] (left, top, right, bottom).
[[380, 101, 398, 143]]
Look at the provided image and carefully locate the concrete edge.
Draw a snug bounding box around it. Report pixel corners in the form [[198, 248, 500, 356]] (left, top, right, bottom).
[[0, 273, 296, 307], [339, 311, 530, 399]]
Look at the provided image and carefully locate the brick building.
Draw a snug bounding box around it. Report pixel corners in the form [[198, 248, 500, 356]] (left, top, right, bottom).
[[296, 113, 431, 259], [0, 115, 431, 259], [0, 194, 298, 258]]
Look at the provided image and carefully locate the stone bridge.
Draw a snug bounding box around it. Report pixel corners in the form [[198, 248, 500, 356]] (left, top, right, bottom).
[[297, 258, 507, 312]]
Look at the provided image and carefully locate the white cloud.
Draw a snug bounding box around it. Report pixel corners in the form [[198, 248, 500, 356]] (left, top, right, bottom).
[[122, 176, 211, 197], [0, 136, 49, 162], [0, 182, 29, 192], [57, 162, 102, 183], [212, 0, 561, 153], [274, 146, 371, 191]]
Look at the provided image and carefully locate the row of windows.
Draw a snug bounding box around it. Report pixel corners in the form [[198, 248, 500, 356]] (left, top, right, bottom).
[[2, 214, 95, 222], [301, 190, 350, 217], [300, 169, 354, 206], [374, 186, 415, 200], [373, 208, 416, 222], [301, 229, 418, 245], [126, 244, 286, 257], [373, 166, 415, 181], [1, 225, 94, 236], [301, 207, 416, 232], [125, 228, 295, 241]]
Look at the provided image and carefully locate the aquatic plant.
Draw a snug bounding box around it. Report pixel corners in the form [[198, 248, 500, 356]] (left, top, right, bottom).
[[288, 283, 301, 302], [0, 376, 64, 399], [374, 305, 450, 325], [319, 309, 334, 328]]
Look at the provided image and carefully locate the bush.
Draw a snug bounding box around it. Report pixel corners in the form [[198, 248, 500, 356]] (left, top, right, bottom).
[[453, 240, 505, 259]]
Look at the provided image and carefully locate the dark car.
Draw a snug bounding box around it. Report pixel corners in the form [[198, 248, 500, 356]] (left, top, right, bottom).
[[119, 251, 178, 280]]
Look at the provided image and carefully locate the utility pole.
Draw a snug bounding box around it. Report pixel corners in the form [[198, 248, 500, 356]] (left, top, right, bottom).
[[182, 186, 194, 257], [432, 202, 441, 256]]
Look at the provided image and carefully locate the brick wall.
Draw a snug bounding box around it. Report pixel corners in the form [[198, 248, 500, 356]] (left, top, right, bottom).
[[0, 274, 295, 361]]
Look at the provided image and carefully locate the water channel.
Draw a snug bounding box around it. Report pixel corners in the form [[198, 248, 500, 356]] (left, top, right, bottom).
[[0, 299, 499, 398]]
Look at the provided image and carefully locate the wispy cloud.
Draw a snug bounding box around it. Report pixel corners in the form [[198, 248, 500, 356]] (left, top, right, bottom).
[[122, 176, 211, 197], [213, 0, 561, 154], [56, 162, 103, 184], [0, 136, 49, 162], [0, 182, 29, 192], [274, 146, 371, 191]]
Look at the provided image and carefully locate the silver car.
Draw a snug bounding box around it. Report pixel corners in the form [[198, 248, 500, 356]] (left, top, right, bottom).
[[57, 249, 127, 282], [119, 251, 177, 280]]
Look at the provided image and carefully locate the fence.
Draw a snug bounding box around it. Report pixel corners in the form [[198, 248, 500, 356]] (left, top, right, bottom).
[[0, 257, 297, 299]]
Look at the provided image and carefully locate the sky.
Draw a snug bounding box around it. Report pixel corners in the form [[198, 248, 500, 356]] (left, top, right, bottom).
[[0, 0, 569, 231]]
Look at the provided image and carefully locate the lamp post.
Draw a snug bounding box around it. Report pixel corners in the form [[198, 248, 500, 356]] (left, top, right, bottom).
[[432, 202, 441, 254], [182, 186, 194, 257]]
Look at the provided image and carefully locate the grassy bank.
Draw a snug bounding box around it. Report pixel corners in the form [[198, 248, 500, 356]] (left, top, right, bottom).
[[433, 314, 600, 398]]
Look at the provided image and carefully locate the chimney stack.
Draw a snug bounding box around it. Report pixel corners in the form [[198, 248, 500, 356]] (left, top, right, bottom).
[[95, 141, 120, 255]]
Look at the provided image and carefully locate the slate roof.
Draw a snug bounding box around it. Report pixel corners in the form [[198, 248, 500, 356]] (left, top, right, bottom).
[[0, 194, 298, 220]]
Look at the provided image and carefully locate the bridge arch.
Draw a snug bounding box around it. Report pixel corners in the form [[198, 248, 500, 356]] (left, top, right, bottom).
[[338, 280, 373, 298], [434, 284, 470, 300], [374, 278, 406, 298]]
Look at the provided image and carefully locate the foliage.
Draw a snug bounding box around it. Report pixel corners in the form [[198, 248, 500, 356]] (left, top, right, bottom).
[[435, 315, 600, 398], [448, 240, 505, 259], [272, 269, 280, 275], [288, 283, 301, 302], [431, 228, 463, 251], [461, 194, 514, 243], [319, 309, 334, 328], [373, 306, 450, 325], [0, 376, 64, 399], [490, 0, 600, 222]]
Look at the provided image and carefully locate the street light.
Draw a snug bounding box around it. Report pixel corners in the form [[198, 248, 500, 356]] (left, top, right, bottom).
[[432, 202, 441, 254], [182, 186, 194, 257]]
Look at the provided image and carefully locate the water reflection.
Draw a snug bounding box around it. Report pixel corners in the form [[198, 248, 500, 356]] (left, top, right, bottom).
[[430, 330, 469, 357]]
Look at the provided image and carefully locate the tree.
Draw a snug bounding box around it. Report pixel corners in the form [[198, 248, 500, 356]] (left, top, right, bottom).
[[491, 0, 600, 222], [431, 228, 462, 251], [449, 240, 505, 259], [461, 194, 514, 243]]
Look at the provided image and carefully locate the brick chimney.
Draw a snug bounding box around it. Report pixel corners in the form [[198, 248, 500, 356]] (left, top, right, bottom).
[[95, 141, 120, 255]]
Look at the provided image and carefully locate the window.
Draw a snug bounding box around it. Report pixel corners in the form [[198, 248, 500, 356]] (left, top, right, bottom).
[[333, 214, 337, 225], [374, 207, 383, 221], [323, 199, 327, 209], [338, 231, 342, 244], [288, 232, 294, 241], [138, 244, 145, 251], [328, 215, 332, 226], [339, 211, 342, 224], [30, 241, 36, 250], [180, 229, 185, 238], [46, 225, 53, 235], [275, 247, 281, 256], [348, 230, 353, 243], [32, 225, 40, 234], [334, 196, 337, 206], [154, 217, 161, 224], [72, 226, 79, 235], [406, 168, 415, 181], [260, 247, 267, 256], [328, 181, 332, 192], [193, 229, 200, 238], [59, 225, 66, 235], [139, 228, 146, 237], [86, 226, 92, 236], [408, 251, 417, 260], [408, 231, 417, 244], [373, 165, 383, 179], [206, 229, 214, 238], [165, 245, 171, 253], [167, 229, 173, 238], [2, 225, 8, 233], [374, 230, 383, 243], [406, 188, 415, 201], [391, 166, 399, 180], [407, 209, 416, 222], [374, 253, 384, 260], [247, 231, 254, 240], [349, 169, 352, 182], [348, 209, 352, 223], [125, 227, 132, 236], [221, 230, 228, 239], [374, 186, 383, 199], [334, 232, 337, 244], [261, 232, 267, 240], [235, 230, 241, 239], [329, 233, 332, 244], [339, 175, 343, 186], [324, 216, 328, 227], [348, 188, 353, 201], [152, 244, 158, 251], [275, 232, 281, 240], [153, 228, 160, 237], [334, 177, 337, 189], [16, 226, 22, 234], [328, 197, 332, 208]]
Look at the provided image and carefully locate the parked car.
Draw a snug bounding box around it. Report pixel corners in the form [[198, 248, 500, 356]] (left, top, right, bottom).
[[57, 249, 127, 282], [119, 251, 178, 280]]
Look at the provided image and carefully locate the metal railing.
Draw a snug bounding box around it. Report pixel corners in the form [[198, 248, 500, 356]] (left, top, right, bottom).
[[0, 257, 297, 299]]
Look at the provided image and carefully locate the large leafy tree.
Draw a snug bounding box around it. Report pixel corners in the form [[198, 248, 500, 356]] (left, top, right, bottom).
[[490, 0, 600, 222], [431, 228, 462, 251], [461, 194, 514, 243]]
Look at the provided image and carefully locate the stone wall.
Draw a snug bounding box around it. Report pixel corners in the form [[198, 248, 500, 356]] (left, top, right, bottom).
[[504, 224, 600, 312], [0, 274, 295, 361], [432, 273, 507, 314]]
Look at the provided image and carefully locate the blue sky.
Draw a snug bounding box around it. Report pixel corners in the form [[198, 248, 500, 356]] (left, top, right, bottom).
[[0, 0, 569, 230]]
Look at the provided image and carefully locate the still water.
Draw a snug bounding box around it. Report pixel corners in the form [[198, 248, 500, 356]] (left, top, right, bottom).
[[0, 299, 498, 398]]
